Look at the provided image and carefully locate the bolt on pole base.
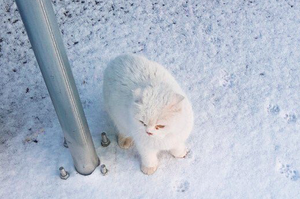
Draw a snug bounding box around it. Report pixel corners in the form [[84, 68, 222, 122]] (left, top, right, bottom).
[[59, 167, 70, 180], [16, 0, 100, 175], [101, 132, 111, 147], [100, 164, 108, 175]]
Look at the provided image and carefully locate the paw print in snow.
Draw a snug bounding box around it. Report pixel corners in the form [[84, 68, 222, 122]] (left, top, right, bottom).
[[220, 71, 235, 88], [267, 104, 280, 115], [176, 181, 190, 193], [284, 113, 297, 123], [277, 161, 299, 181]]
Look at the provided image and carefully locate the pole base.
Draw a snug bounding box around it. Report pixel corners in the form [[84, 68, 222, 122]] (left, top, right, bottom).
[[74, 158, 100, 176]]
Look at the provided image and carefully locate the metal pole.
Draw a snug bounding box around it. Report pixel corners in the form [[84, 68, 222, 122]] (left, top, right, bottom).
[[15, 0, 100, 175]]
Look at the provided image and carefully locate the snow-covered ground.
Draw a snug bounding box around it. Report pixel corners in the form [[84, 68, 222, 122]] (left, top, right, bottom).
[[1, 0, 300, 198]]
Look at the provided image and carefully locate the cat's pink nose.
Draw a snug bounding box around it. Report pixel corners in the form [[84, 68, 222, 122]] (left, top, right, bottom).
[[146, 132, 153, 136]]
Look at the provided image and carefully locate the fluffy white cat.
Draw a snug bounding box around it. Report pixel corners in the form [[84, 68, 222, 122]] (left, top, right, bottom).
[[103, 54, 194, 175]]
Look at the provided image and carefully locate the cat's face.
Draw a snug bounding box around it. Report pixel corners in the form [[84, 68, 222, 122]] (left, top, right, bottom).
[[137, 109, 172, 139], [131, 86, 184, 139]]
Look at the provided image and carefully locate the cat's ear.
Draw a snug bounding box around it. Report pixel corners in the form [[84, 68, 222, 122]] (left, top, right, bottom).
[[169, 93, 185, 112], [132, 88, 143, 104]]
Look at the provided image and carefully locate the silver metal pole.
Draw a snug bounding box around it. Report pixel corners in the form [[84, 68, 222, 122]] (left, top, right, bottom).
[[15, 0, 100, 175]]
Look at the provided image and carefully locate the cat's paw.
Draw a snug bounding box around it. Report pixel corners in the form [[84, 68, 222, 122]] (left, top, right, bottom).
[[171, 148, 188, 158], [118, 135, 134, 149], [141, 165, 158, 175]]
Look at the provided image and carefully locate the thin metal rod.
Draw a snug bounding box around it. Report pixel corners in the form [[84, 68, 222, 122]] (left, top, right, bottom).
[[15, 0, 99, 175]]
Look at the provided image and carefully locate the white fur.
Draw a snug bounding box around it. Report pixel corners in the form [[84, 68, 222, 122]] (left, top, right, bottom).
[[103, 54, 194, 175]]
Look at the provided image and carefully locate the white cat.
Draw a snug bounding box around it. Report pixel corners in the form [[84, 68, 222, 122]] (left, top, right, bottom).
[[103, 54, 194, 175]]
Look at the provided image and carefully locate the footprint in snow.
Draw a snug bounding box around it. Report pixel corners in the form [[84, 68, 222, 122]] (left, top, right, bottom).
[[277, 161, 299, 181], [219, 71, 235, 88], [284, 113, 297, 123], [175, 180, 190, 193], [267, 104, 280, 115]]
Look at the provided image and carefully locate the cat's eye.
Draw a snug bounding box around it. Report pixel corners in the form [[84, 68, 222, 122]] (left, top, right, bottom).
[[155, 125, 165, 130], [139, 120, 146, 126]]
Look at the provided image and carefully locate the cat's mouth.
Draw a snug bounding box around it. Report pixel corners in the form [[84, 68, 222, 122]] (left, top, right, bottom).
[[146, 132, 153, 136]]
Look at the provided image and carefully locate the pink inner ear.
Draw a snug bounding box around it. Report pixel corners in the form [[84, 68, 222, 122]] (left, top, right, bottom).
[[172, 93, 185, 104], [168, 93, 184, 112], [169, 103, 182, 112]]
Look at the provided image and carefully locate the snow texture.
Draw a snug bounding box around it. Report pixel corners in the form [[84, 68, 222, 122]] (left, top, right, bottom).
[[1, 0, 300, 198]]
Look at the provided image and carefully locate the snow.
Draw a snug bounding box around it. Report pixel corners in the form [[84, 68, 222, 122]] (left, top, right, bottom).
[[1, 0, 300, 198]]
